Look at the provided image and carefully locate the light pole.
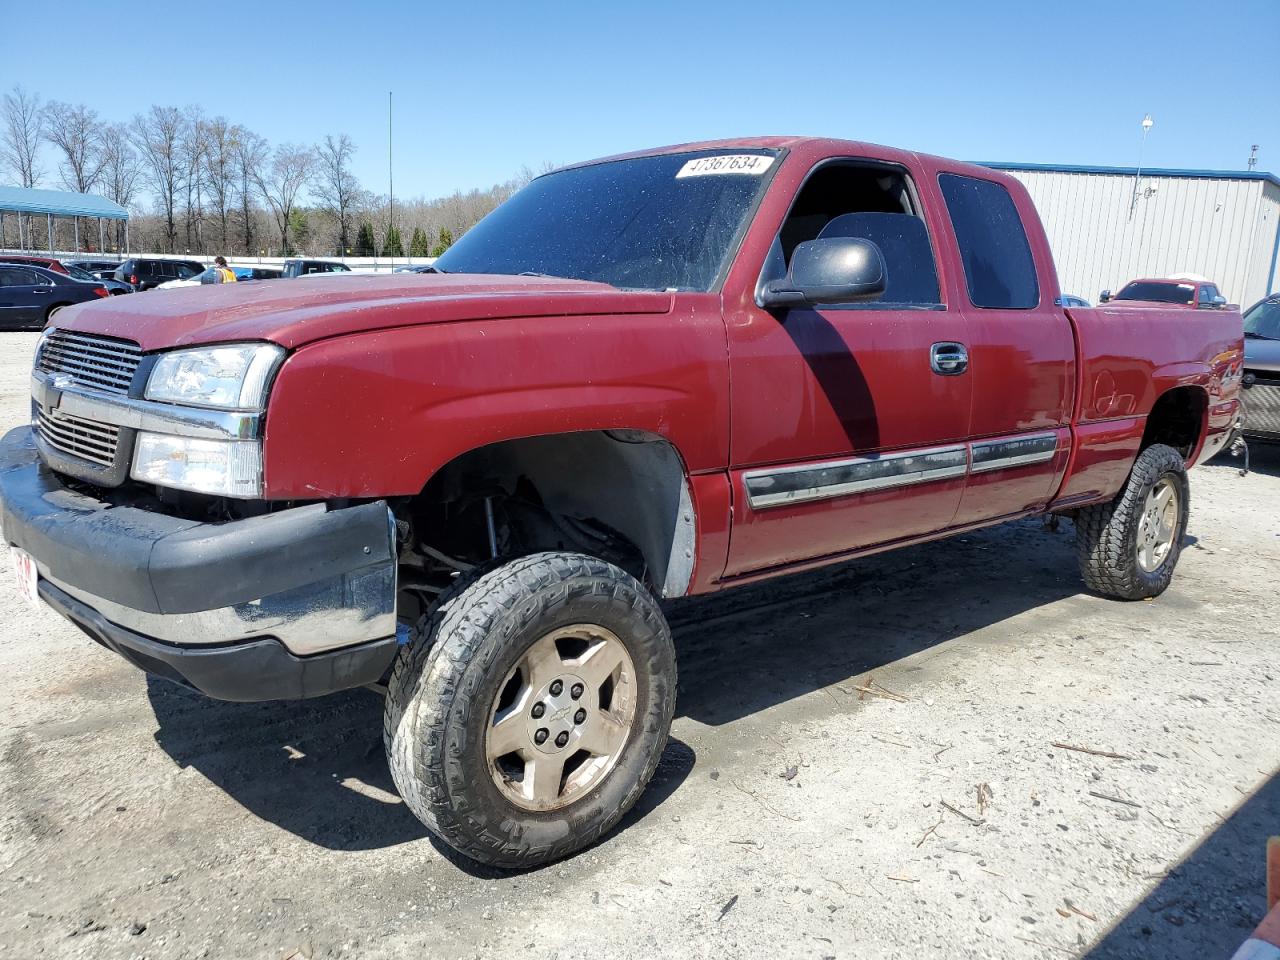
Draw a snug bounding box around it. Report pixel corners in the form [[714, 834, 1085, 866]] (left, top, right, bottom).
[[1129, 114, 1154, 219]]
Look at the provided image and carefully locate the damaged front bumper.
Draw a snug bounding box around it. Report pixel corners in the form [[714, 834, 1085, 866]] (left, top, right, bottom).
[[0, 428, 399, 701]]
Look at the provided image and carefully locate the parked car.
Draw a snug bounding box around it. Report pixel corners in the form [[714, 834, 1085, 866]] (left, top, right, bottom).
[[65, 259, 124, 281], [281, 258, 351, 278], [1241, 292, 1280, 442], [155, 266, 237, 290], [1100, 277, 1228, 309], [0, 263, 109, 329], [0, 137, 1243, 870], [112, 257, 204, 291], [0, 254, 71, 275], [234, 267, 283, 281], [58, 263, 132, 295]]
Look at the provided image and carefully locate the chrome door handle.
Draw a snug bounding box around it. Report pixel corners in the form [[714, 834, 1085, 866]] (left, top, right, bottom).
[[930, 342, 968, 375]]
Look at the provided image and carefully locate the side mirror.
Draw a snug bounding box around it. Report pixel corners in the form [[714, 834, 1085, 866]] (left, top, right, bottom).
[[1210, 294, 1227, 308], [758, 237, 886, 309], [1099, 290, 1112, 303]]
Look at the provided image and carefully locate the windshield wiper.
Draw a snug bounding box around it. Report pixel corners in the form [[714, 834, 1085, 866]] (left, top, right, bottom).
[[1245, 331, 1278, 340], [517, 271, 562, 279]]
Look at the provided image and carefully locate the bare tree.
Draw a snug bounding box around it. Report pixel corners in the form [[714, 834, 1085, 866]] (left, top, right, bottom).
[[203, 117, 238, 252], [232, 128, 268, 254], [253, 143, 314, 255], [178, 110, 209, 252], [100, 123, 139, 250], [131, 106, 187, 253], [314, 133, 361, 255], [44, 101, 106, 193], [1, 85, 44, 188]]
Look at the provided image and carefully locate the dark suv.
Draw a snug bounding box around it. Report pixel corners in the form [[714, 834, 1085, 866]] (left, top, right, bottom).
[[113, 258, 204, 291], [281, 258, 351, 278]]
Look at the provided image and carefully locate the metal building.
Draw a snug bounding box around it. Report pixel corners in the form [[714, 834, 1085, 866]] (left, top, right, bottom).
[[983, 162, 1280, 307]]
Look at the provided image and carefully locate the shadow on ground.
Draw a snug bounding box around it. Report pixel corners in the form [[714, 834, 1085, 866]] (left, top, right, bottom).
[[148, 516, 1083, 854], [1084, 769, 1280, 960]]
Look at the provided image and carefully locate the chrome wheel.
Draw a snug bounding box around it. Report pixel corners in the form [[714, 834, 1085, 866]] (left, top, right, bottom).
[[1136, 477, 1179, 573], [486, 624, 637, 812]]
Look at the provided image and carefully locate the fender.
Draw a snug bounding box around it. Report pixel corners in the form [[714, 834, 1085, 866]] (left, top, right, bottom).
[[261, 301, 732, 500]]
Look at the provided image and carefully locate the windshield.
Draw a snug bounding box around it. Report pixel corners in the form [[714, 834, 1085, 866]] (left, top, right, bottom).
[[63, 265, 96, 281], [1115, 281, 1195, 305], [433, 149, 780, 291], [1244, 298, 1280, 339]]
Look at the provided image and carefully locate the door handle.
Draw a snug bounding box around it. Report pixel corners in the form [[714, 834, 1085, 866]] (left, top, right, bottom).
[[930, 342, 968, 375], [31, 287, 49, 295]]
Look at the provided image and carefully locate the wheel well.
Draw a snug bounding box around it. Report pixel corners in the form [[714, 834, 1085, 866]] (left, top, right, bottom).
[[399, 431, 695, 598], [1141, 387, 1207, 460]]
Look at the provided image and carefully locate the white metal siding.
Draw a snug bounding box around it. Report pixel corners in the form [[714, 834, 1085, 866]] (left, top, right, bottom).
[[1001, 169, 1276, 306]]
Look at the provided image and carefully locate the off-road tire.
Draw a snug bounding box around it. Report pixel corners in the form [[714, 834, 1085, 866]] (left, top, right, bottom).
[[383, 552, 676, 869], [1075, 443, 1190, 600]]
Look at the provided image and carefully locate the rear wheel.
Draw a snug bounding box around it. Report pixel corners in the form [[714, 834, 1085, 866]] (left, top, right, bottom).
[[384, 552, 676, 868], [1075, 443, 1190, 599]]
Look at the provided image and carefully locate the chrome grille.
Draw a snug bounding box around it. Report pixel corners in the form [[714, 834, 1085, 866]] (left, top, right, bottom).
[[37, 330, 141, 396], [36, 408, 119, 467], [1242, 376, 1280, 437]]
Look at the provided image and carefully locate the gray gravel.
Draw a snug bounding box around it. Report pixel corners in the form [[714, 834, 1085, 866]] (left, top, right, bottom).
[[1, 329, 1277, 959]]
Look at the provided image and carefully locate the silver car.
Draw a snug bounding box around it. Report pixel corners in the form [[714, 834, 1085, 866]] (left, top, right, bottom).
[[1243, 293, 1280, 441]]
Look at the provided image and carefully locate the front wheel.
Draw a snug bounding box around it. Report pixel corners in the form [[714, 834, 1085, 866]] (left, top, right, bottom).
[[1075, 443, 1190, 599], [383, 552, 676, 869]]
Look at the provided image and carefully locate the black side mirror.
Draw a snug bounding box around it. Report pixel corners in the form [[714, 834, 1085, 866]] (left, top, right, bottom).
[[758, 237, 886, 309], [1099, 289, 1112, 303], [1200, 294, 1227, 309]]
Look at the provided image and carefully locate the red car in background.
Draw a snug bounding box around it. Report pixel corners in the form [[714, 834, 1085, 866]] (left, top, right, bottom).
[[0, 254, 70, 275], [1101, 276, 1228, 309]]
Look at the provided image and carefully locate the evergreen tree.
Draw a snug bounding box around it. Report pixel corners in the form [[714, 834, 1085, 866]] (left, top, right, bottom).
[[354, 221, 376, 257], [431, 226, 454, 257], [382, 224, 404, 257], [409, 226, 430, 257]]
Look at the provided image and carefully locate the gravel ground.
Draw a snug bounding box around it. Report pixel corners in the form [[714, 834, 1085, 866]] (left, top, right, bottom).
[[1, 329, 1277, 960]]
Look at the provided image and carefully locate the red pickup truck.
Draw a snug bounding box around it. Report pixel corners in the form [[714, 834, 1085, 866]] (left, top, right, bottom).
[[0, 137, 1243, 868]]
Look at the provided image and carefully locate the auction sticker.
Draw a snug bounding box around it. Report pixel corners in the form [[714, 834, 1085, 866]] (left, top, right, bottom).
[[676, 154, 774, 178]]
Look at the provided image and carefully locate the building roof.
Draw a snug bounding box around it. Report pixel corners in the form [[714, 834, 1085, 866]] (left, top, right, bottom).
[[980, 161, 1280, 189], [0, 185, 129, 221]]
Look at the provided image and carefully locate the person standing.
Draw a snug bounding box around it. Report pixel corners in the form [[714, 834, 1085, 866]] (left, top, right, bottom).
[[214, 256, 237, 282]]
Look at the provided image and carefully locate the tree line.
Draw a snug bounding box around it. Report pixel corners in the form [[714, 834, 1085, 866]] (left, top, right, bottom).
[[0, 84, 543, 258]]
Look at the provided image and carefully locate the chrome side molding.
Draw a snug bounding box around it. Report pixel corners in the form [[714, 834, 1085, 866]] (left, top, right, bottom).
[[744, 431, 1061, 510], [969, 432, 1058, 473], [744, 445, 968, 509]]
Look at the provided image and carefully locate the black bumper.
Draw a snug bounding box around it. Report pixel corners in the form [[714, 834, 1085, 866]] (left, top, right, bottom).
[[41, 579, 397, 701], [0, 427, 399, 701]]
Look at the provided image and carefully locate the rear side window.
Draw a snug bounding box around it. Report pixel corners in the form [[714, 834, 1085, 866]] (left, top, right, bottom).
[[0, 267, 36, 286], [938, 173, 1039, 309]]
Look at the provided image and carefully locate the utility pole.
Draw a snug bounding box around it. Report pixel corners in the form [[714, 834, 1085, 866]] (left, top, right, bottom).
[[388, 91, 394, 266], [1129, 114, 1154, 220], [1248, 144, 1259, 171]]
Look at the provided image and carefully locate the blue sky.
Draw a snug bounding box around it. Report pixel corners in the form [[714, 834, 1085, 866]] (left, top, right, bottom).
[[6, 0, 1278, 201]]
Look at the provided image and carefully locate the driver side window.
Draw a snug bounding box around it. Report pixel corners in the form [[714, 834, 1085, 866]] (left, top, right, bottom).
[[763, 162, 942, 307]]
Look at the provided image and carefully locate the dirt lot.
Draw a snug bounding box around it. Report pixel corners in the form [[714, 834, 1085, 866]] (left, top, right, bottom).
[[1, 329, 1277, 960]]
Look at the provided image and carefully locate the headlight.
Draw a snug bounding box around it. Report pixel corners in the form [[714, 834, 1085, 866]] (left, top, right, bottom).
[[145, 343, 284, 410], [132, 432, 263, 497]]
